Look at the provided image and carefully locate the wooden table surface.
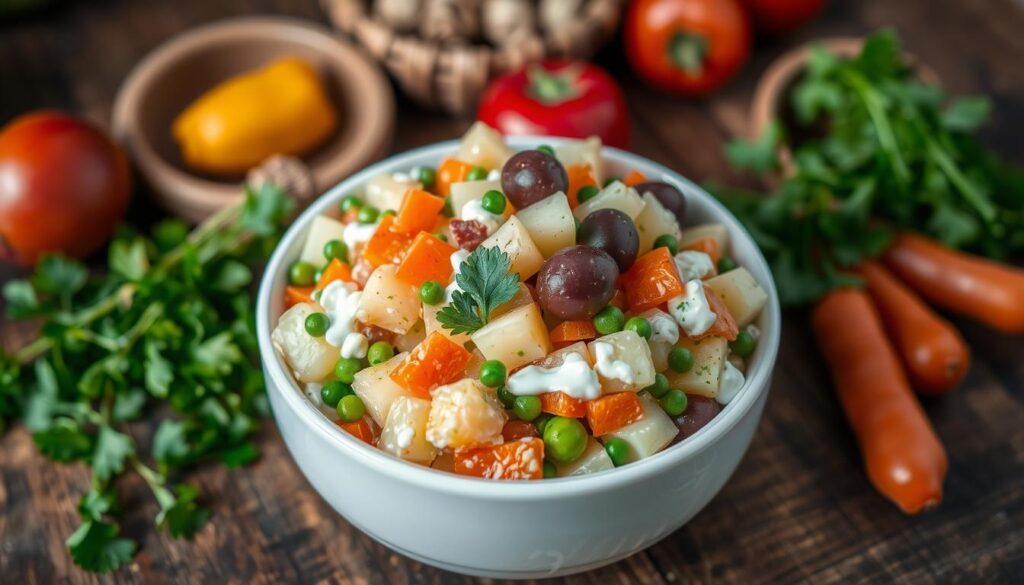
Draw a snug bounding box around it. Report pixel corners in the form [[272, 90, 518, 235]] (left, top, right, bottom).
[[3, 0, 1024, 583]]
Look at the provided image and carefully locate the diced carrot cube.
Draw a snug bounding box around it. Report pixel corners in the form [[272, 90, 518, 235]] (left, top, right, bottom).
[[549, 320, 597, 347], [694, 287, 739, 341], [436, 158, 475, 197], [502, 420, 539, 442], [621, 247, 685, 312], [566, 164, 598, 208], [540, 391, 588, 418], [335, 418, 375, 445], [395, 231, 458, 286], [682, 236, 722, 265], [622, 170, 647, 187], [394, 189, 446, 234], [608, 288, 628, 310], [363, 215, 416, 267], [389, 331, 472, 399], [453, 438, 544, 480], [586, 392, 644, 436], [316, 258, 353, 289], [285, 286, 314, 308]]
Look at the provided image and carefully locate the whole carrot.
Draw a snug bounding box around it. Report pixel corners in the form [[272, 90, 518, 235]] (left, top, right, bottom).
[[884, 232, 1024, 333], [857, 261, 970, 395], [812, 288, 948, 514]]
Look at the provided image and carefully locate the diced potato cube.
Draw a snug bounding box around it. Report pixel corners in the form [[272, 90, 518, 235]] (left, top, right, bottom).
[[471, 302, 552, 371], [541, 341, 593, 367], [450, 180, 501, 218], [352, 352, 414, 426], [357, 265, 420, 334], [634, 192, 682, 254], [423, 301, 471, 347], [456, 121, 512, 170], [492, 283, 534, 320], [394, 318, 426, 353], [379, 396, 437, 465], [555, 137, 603, 183], [573, 181, 645, 221], [299, 215, 346, 266], [556, 438, 614, 477], [426, 378, 506, 450], [664, 336, 728, 398], [704, 267, 768, 328], [678, 223, 729, 252], [479, 215, 544, 280], [587, 330, 656, 393], [514, 192, 576, 258], [606, 393, 678, 462], [271, 303, 340, 383], [365, 173, 421, 212]]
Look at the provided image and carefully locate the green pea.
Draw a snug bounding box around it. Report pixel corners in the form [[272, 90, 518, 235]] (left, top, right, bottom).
[[417, 166, 436, 190], [367, 341, 394, 366], [288, 261, 316, 286], [643, 373, 670, 399], [534, 412, 553, 435], [320, 381, 353, 407], [543, 417, 588, 464], [624, 316, 652, 339], [603, 176, 620, 187], [543, 459, 558, 479], [513, 395, 542, 422], [730, 330, 757, 358], [497, 385, 516, 409], [668, 347, 694, 373], [481, 190, 506, 214], [593, 306, 625, 335], [577, 185, 600, 204], [536, 145, 555, 157], [334, 357, 362, 384], [466, 165, 488, 181], [337, 394, 366, 423], [418, 280, 444, 305], [604, 438, 630, 467], [435, 232, 449, 242], [442, 196, 454, 218], [340, 195, 362, 213], [304, 313, 330, 337], [479, 360, 507, 388], [323, 239, 349, 263], [357, 206, 380, 224], [654, 234, 679, 256], [660, 389, 688, 416], [381, 209, 396, 218], [717, 256, 738, 273]]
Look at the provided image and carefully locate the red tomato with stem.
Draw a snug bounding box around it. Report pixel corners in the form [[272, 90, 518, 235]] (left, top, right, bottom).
[[625, 0, 752, 95], [477, 60, 630, 148], [0, 111, 132, 267], [742, 0, 825, 36]]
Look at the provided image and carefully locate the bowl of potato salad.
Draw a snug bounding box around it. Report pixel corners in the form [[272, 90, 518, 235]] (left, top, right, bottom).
[[256, 123, 781, 578]]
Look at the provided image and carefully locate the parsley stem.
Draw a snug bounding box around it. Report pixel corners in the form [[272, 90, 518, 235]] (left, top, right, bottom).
[[923, 133, 998, 222], [841, 69, 911, 185]]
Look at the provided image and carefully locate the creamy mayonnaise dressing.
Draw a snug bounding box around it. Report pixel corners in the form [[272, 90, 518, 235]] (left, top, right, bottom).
[[716, 361, 746, 405], [342, 220, 380, 255], [674, 250, 714, 282], [506, 352, 602, 400], [592, 342, 635, 385], [669, 280, 717, 337], [319, 280, 369, 359], [445, 248, 471, 303], [460, 199, 503, 235], [647, 309, 680, 346], [486, 169, 501, 181]]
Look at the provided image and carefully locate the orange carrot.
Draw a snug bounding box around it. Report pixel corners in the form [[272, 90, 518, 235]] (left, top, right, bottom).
[[395, 231, 458, 286], [621, 247, 685, 312], [622, 170, 647, 187], [812, 288, 947, 514], [608, 288, 628, 310], [435, 158, 474, 197], [566, 164, 598, 208], [883, 232, 1024, 333], [502, 420, 539, 442], [681, 237, 722, 265], [389, 332, 472, 399], [858, 261, 970, 395], [394, 188, 446, 234], [285, 286, 314, 308], [335, 419, 375, 445], [453, 438, 544, 480], [363, 216, 415, 267], [540, 392, 588, 418], [693, 287, 739, 341], [549, 320, 598, 346], [316, 258, 353, 289], [586, 392, 643, 436]]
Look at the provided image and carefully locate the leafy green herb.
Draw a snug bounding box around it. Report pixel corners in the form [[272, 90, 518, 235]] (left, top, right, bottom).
[[712, 30, 1024, 306], [0, 183, 292, 572], [436, 246, 519, 334]]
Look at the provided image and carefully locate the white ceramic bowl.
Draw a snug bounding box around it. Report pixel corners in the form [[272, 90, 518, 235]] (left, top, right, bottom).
[[256, 137, 781, 579]]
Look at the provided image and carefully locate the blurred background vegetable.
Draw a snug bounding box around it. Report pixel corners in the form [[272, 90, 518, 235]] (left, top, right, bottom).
[[741, 0, 825, 36]]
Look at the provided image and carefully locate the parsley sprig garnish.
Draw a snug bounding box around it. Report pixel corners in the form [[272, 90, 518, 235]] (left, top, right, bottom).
[[436, 246, 520, 334], [0, 183, 293, 572]]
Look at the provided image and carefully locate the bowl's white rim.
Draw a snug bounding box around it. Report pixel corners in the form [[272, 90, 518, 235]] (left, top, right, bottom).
[[256, 136, 781, 500]]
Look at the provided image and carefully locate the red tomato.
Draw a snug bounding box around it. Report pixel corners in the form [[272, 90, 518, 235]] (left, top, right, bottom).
[[477, 60, 630, 148], [742, 0, 825, 36], [0, 111, 131, 267], [625, 0, 752, 95]]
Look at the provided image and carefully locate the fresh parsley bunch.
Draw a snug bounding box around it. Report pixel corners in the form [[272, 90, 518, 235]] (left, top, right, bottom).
[[436, 246, 519, 334], [714, 30, 1024, 306], [0, 184, 292, 572]]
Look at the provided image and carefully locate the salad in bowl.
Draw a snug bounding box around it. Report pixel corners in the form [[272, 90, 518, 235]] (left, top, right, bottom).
[[269, 123, 770, 480]]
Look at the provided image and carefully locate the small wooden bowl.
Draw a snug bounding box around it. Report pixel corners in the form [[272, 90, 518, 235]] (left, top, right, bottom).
[[113, 17, 394, 222]]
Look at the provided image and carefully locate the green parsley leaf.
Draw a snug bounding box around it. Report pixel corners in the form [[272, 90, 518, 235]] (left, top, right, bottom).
[[34, 418, 93, 461], [93, 426, 135, 482], [144, 342, 173, 398], [109, 238, 150, 281], [112, 389, 147, 422], [66, 520, 136, 573], [941, 97, 991, 133], [241, 183, 294, 237], [3, 280, 40, 318], [726, 121, 782, 176], [31, 254, 88, 296], [156, 484, 211, 539], [153, 419, 190, 465], [436, 246, 519, 335]]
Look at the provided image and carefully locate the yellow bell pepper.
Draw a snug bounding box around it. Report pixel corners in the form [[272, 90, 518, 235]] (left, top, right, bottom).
[[172, 57, 338, 174]]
